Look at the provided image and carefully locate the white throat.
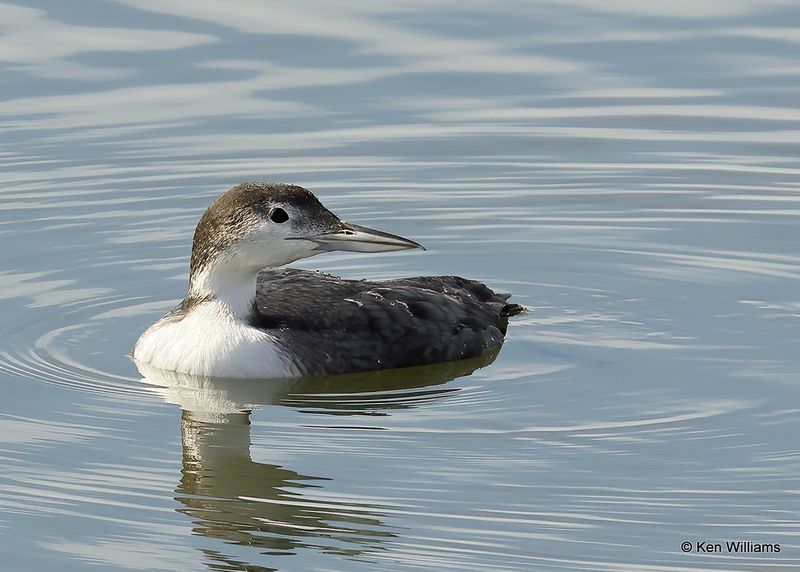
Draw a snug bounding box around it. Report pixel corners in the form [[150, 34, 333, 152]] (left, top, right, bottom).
[[133, 257, 302, 378], [186, 236, 317, 316], [189, 260, 260, 319], [134, 230, 319, 378]]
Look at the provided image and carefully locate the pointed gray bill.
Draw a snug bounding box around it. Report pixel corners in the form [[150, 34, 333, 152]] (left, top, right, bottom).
[[296, 222, 425, 253]]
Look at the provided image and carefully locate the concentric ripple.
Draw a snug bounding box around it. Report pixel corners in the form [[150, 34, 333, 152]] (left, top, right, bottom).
[[0, 290, 156, 400]]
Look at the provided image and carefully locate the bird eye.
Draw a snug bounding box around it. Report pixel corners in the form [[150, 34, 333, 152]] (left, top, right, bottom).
[[269, 207, 289, 223]]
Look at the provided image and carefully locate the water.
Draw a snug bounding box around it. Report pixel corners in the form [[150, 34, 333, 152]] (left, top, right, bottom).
[[2, 1, 800, 570]]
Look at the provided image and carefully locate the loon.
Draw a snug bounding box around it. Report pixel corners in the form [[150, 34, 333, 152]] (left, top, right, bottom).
[[133, 183, 522, 378]]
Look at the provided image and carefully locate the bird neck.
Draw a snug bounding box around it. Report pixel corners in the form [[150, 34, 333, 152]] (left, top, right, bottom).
[[188, 260, 260, 319]]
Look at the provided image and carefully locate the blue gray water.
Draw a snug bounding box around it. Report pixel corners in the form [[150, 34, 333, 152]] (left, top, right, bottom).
[[2, 1, 800, 570]]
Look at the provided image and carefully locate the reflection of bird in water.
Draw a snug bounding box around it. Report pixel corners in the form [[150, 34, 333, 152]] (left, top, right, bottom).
[[138, 351, 498, 570], [133, 183, 522, 378], [176, 410, 392, 567]]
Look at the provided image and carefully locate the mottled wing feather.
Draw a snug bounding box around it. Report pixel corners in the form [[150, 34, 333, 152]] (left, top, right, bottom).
[[252, 268, 517, 375]]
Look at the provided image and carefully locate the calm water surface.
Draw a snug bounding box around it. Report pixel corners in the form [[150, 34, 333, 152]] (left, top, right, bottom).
[[2, 1, 800, 571]]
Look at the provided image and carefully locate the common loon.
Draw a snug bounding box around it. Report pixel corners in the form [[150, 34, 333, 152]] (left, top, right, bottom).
[[133, 183, 522, 378]]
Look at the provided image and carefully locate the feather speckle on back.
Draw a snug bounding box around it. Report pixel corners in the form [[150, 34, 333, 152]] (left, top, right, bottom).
[[251, 269, 517, 375]]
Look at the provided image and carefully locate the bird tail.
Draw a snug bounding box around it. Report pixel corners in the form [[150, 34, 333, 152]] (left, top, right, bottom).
[[501, 303, 525, 318]]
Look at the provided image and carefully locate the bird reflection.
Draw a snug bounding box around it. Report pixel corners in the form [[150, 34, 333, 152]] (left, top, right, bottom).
[[136, 349, 499, 570], [176, 409, 391, 568]]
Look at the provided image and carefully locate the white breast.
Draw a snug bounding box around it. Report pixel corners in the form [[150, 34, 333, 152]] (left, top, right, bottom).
[[133, 300, 301, 379]]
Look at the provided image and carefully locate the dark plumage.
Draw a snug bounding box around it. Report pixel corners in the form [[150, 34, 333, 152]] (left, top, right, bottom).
[[251, 268, 523, 375]]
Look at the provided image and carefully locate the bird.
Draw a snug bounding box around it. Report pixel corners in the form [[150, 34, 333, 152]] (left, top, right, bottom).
[[133, 183, 523, 378]]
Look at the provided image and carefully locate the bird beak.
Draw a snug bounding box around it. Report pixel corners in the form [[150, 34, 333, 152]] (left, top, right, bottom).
[[299, 222, 425, 253]]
